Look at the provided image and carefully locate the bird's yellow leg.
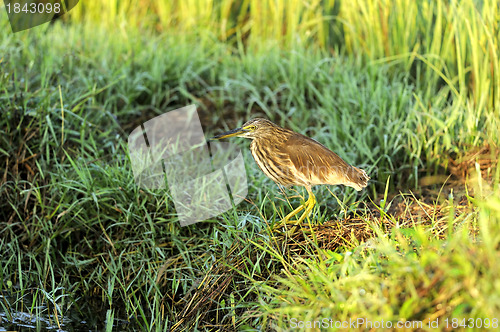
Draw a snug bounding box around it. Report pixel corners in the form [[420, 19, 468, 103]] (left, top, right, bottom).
[[281, 203, 305, 223], [294, 188, 316, 224], [277, 188, 315, 235]]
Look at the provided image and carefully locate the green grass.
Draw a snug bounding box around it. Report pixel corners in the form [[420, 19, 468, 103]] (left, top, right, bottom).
[[257, 191, 500, 330], [1, 0, 499, 330]]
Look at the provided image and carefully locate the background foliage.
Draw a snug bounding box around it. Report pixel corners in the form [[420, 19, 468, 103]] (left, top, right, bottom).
[[1, 0, 499, 330]]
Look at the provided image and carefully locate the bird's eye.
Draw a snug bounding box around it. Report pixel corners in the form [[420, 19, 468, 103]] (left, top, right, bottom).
[[246, 125, 256, 130]]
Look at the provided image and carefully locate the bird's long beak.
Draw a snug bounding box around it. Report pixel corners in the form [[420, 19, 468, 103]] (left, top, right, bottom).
[[211, 127, 248, 140]]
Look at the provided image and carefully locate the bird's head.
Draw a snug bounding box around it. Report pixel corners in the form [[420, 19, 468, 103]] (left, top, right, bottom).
[[211, 118, 278, 140]]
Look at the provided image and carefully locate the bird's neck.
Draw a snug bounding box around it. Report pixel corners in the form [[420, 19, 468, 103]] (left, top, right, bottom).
[[251, 132, 290, 149]]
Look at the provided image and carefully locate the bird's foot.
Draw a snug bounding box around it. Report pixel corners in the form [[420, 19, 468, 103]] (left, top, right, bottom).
[[274, 200, 316, 235], [273, 189, 316, 235]]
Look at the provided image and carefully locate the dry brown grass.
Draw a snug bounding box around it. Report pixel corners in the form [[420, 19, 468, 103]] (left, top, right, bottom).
[[277, 189, 475, 255], [171, 182, 479, 330], [448, 143, 499, 181]]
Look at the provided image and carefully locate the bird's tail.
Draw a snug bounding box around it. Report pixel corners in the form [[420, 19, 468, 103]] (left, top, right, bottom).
[[346, 166, 370, 191]]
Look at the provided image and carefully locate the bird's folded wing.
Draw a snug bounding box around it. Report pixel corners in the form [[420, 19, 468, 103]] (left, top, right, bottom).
[[281, 133, 352, 185]]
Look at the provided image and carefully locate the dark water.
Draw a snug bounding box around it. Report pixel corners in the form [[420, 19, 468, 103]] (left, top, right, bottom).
[[0, 292, 135, 331]]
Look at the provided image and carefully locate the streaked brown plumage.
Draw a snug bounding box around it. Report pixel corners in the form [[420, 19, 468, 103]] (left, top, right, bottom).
[[212, 118, 369, 224]]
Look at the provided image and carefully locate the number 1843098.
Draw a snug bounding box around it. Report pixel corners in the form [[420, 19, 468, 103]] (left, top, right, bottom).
[[5, 2, 61, 14]]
